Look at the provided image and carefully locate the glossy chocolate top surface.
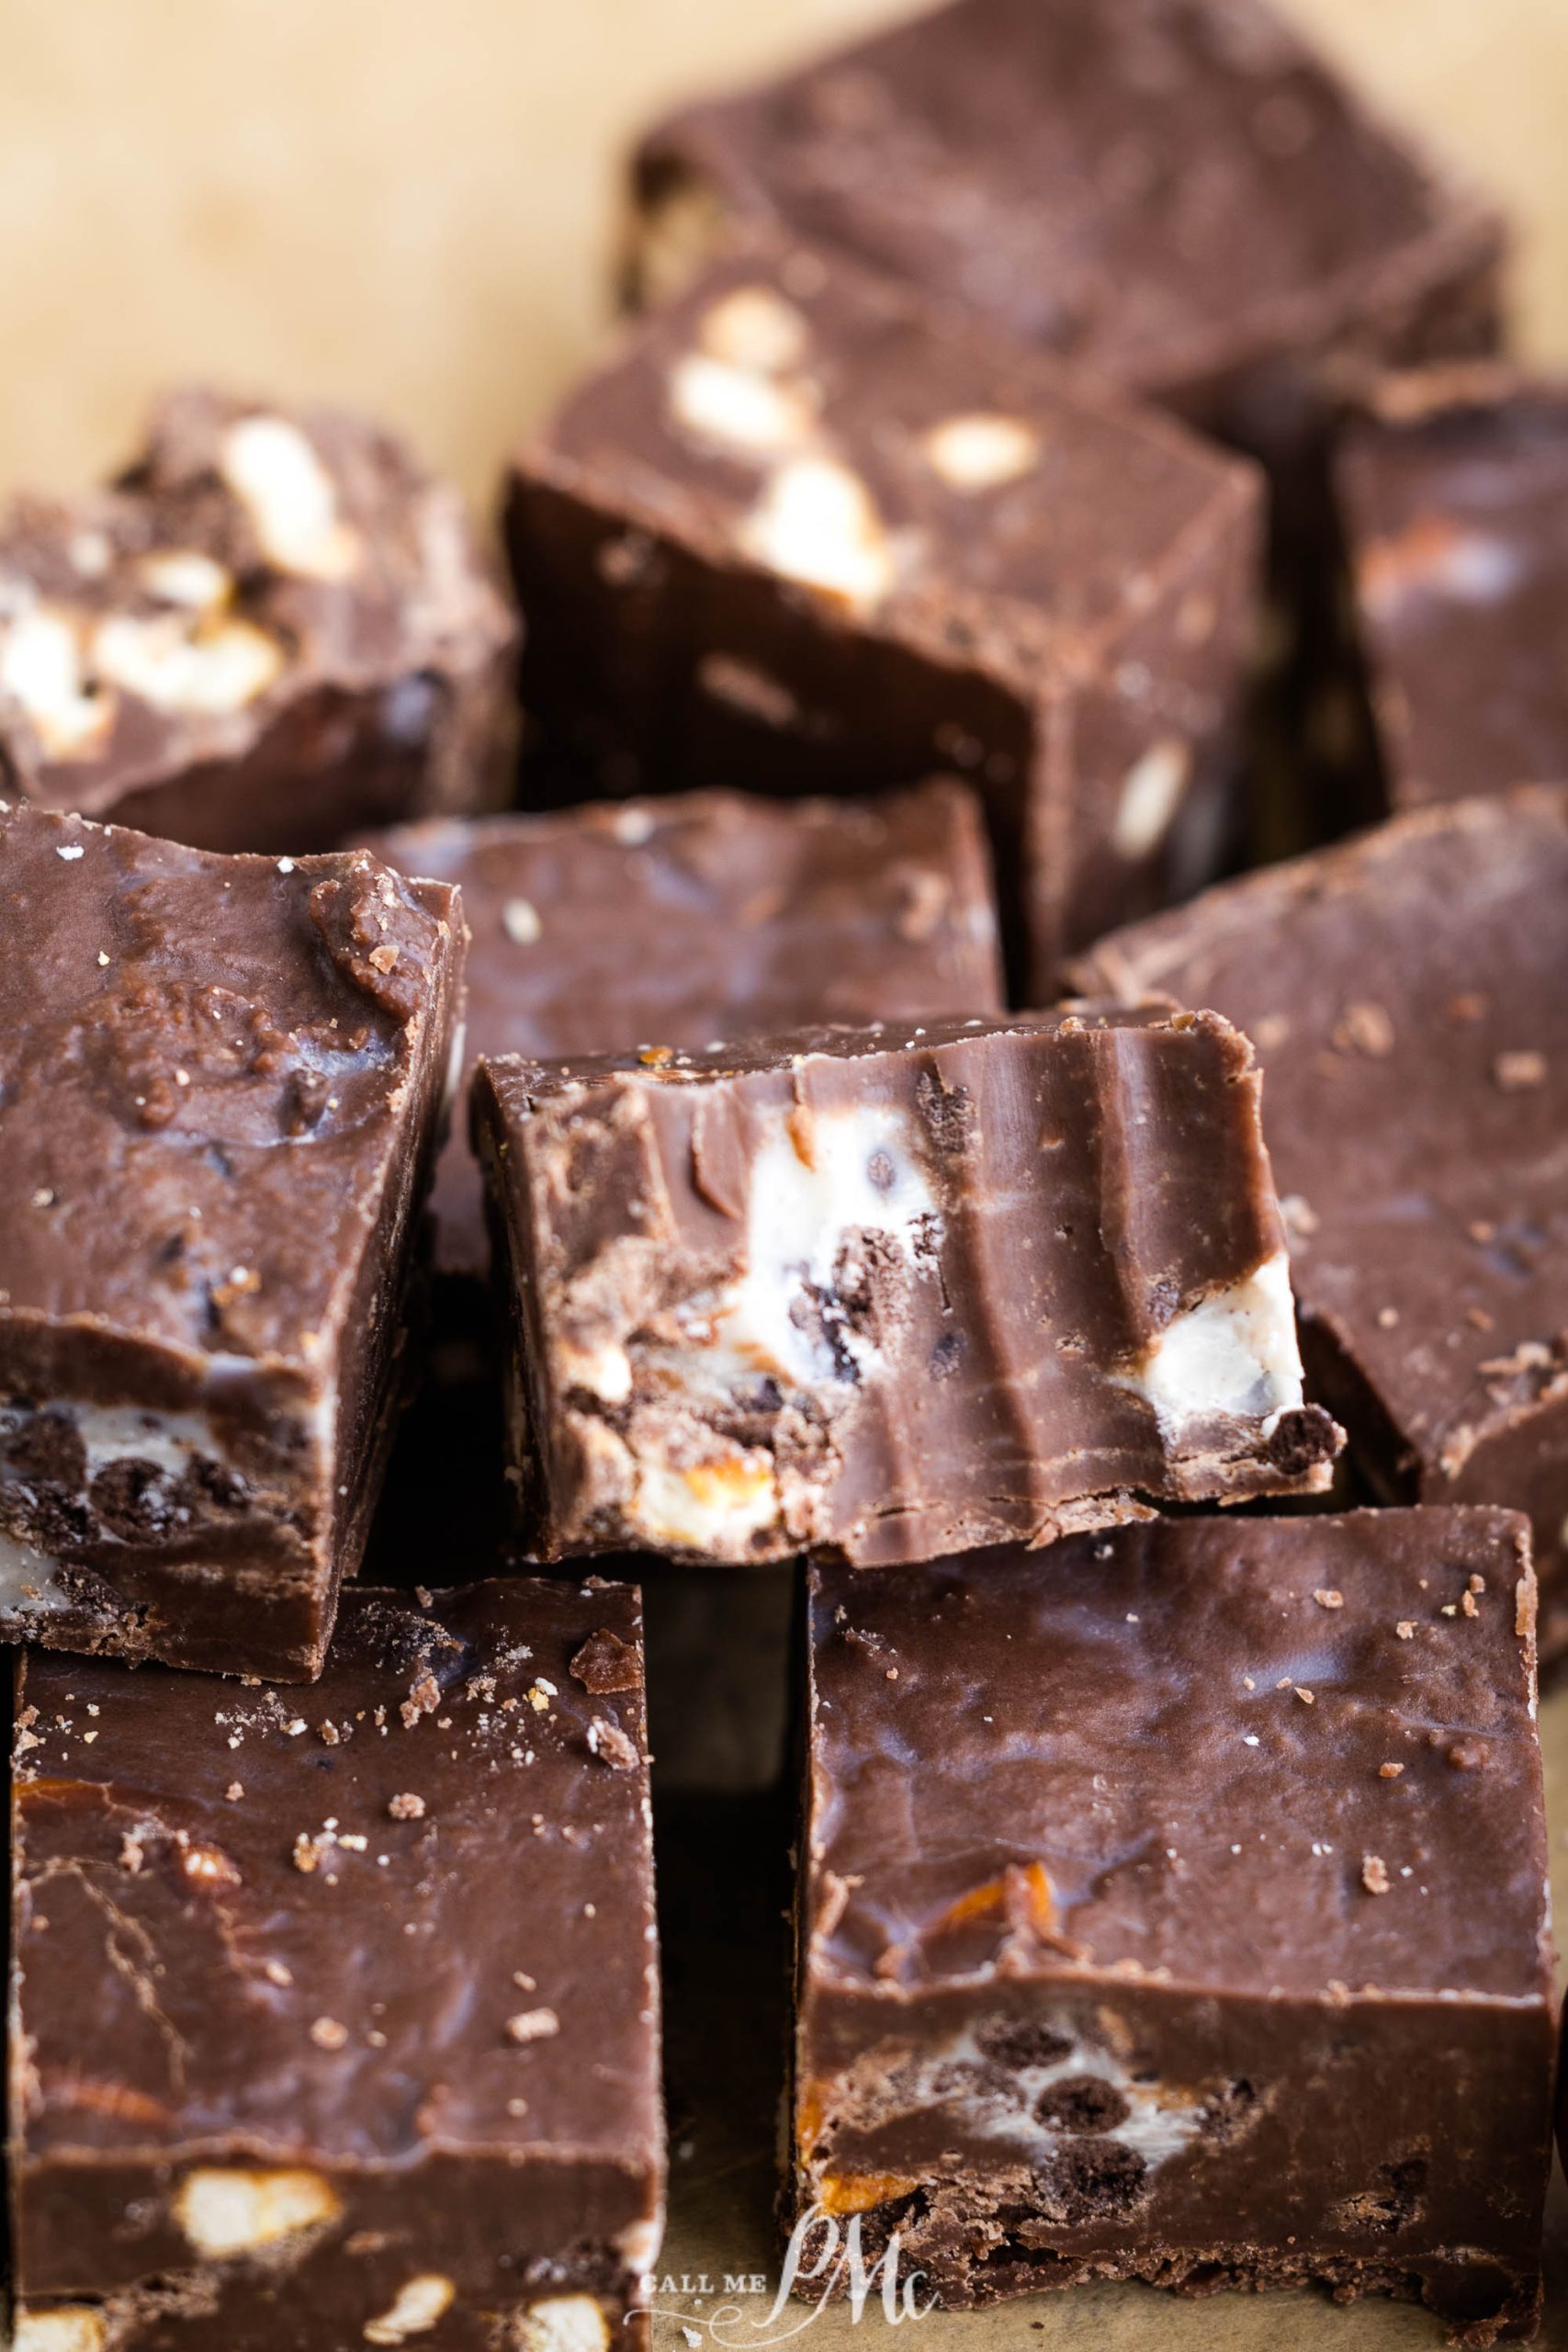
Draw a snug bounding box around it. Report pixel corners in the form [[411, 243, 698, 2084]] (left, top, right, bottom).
[[806, 1510, 1549, 2004], [0, 385, 514, 818], [0, 798, 462, 1385], [1339, 370, 1568, 806], [1072, 789, 1568, 1494], [368, 781, 1002, 1277], [525, 243, 1257, 686], [637, 0, 1498, 401], [13, 1577, 660, 2175]]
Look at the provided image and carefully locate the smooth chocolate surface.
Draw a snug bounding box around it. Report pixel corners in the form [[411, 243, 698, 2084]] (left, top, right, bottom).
[[627, 0, 1505, 457], [795, 1512, 1555, 2340], [1337, 367, 1568, 808], [9, 1577, 663, 2351], [0, 798, 464, 1679], [0, 387, 516, 854], [473, 1009, 1339, 1568], [367, 781, 1002, 1282], [1072, 788, 1568, 1657], [506, 243, 1261, 989]]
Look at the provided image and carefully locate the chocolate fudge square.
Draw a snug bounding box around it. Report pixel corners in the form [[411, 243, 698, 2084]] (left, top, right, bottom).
[[367, 780, 1002, 1284], [1337, 368, 1568, 809], [627, 0, 1505, 461], [8, 1577, 663, 2352], [1072, 788, 1568, 1657], [795, 1511, 1555, 2343], [0, 799, 464, 1679], [505, 245, 1261, 989], [0, 386, 516, 854], [472, 1010, 1338, 1568]]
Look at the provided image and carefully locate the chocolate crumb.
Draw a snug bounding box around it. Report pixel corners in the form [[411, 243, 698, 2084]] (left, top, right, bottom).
[[587, 1717, 639, 1770], [1494, 1049, 1546, 1091], [400, 1669, 441, 1729], [570, 1629, 643, 1694]]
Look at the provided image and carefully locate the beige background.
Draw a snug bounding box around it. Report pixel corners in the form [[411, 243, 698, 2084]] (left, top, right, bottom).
[[2, 0, 1568, 510], [2, 1, 1566, 2344]]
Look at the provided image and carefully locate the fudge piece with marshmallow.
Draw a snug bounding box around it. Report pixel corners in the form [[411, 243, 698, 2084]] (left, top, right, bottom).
[[472, 1010, 1340, 1568], [504, 245, 1261, 989], [0, 387, 516, 854], [0, 798, 464, 1679], [793, 1514, 1553, 2338], [1337, 368, 1568, 810], [1071, 788, 1568, 1659], [9, 1577, 664, 2352]]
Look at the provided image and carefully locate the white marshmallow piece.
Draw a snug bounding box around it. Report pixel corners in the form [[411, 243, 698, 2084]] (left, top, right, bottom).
[[736, 458, 897, 613], [0, 608, 112, 760], [1117, 1251, 1305, 1442]]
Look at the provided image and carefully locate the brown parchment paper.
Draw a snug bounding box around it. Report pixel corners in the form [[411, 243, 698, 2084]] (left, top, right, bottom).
[[1, 1, 1566, 2343]]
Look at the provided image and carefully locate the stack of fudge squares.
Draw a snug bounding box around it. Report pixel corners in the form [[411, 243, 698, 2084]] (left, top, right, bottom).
[[2, 1, 1567, 2346]]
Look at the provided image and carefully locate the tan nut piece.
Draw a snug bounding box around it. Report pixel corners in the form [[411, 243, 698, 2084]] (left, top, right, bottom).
[[921, 413, 1042, 492], [173, 2163, 344, 2256], [220, 415, 360, 582], [1111, 739, 1192, 860], [13, 2309, 108, 2352], [668, 354, 818, 459], [0, 608, 114, 761], [364, 2272, 457, 2343], [92, 610, 284, 718], [697, 286, 810, 375], [735, 457, 897, 614], [519, 2295, 613, 2352]]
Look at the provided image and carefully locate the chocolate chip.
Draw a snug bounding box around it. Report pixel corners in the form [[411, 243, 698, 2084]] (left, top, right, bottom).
[[1033, 2074, 1131, 2135], [1034, 2138, 1147, 2222], [975, 2018, 1072, 2070]]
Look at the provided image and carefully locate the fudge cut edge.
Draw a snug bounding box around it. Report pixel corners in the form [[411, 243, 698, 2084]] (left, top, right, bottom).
[[790, 1515, 1554, 2341], [472, 1011, 1339, 1569], [0, 807, 466, 1679]]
